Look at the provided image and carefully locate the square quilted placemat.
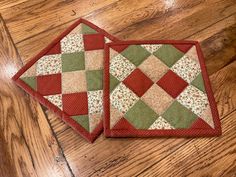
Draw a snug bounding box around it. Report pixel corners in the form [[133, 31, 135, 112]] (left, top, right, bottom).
[[13, 18, 118, 143], [104, 40, 222, 137]]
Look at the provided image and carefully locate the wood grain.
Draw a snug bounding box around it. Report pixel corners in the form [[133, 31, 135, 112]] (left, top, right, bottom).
[[0, 0, 235, 176], [0, 0, 119, 43], [139, 110, 236, 177], [0, 16, 72, 177]]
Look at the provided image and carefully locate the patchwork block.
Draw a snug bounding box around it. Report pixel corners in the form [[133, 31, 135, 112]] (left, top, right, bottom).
[[138, 55, 169, 82], [104, 41, 221, 137], [148, 116, 174, 130], [157, 70, 188, 98], [153, 44, 184, 67], [121, 45, 151, 66], [83, 34, 104, 50], [171, 55, 201, 83], [123, 68, 153, 97], [13, 18, 118, 143], [110, 83, 139, 114], [61, 71, 87, 93], [36, 54, 62, 75], [44, 94, 63, 110], [61, 34, 84, 53], [141, 84, 174, 115], [61, 52, 85, 72], [62, 92, 88, 116], [88, 90, 103, 114], [85, 49, 104, 70], [86, 70, 103, 91], [109, 54, 136, 81], [37, 74, 61, 96]]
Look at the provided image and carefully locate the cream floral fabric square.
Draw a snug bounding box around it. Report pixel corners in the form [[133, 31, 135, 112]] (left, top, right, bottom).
[[149, 116, 174, 129], [44, 94, 63, 110], [177, 85, 208, 116], [61, 34, 84, 53], [110, 83, 139, 114], [88, 90, 103, 114], [171, 55, 201, 83], [36, 54, 62, 75], [109, 54, 136, 81]]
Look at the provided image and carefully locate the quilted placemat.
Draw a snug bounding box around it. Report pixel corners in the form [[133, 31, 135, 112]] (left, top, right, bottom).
[[104, 40, 221, 137], [12, 18, 118, 143]]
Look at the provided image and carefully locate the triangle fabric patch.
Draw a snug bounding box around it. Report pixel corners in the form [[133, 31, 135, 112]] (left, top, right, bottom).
[[104, 41, 221, 137], [173, 43, 193, 53], [12, 18, 118, 143], [113, 117, 136, 130], [46, 42, 61, 55], [190, 118, 214, 130]]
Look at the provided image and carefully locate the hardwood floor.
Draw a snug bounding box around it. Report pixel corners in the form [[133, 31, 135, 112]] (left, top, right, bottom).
[[0, 0, 235, 176]]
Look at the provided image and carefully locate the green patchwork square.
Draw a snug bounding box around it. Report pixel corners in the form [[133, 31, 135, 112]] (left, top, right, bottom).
[[121, 45, 151, 66], [86, 70, 103, 91], [153, 45, 184, 67], [62, 52, 85, 72], [191, 73, 205, 92], [82, 24, 97, 34], [110, 74, 120, 93], [72, 115, 89, 131], [125, 100, 158, 129], [21, 76, 36, 90], [162, 101, 197, 129]]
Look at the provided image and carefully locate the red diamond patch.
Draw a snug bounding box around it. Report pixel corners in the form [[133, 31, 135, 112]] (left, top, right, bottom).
[[37, 74, 61, 96], [123, 68, 153, 97], [83, 34, 104, 50], [62, 92, 88, 116], [157, 70, 188, 98]]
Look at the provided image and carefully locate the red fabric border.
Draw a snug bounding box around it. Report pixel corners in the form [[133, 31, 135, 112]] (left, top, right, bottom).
[[104, 40, 222, 138], [12, 18, 119, 143]]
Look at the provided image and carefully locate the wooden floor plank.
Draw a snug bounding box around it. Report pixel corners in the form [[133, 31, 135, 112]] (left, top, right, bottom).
[[113, 0, 236, 40], [0, 0, 29, 10], [0, 0, 119, 43], [139, 110, 236, 177], [0, 16, 72, 177]]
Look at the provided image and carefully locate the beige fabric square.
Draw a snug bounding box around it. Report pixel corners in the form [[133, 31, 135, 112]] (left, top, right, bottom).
[[109, 48, 119, 59], [21, 64, 36, 77], [141, 84, 174, 115], [85, 50, 104, 70], [110, 104, 124, 129], [185, 46, 199, 62], [62, 71, 87, 94], [69, 24, 82, 35], [139, 55, 169, 82], [89, 113, 103, 133]]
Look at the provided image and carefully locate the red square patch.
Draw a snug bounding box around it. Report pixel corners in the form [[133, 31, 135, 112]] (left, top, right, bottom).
[[123, 68, 153, 97], [37, 74, 61, 96], [157, 70, 188, 98], [62, 92, 88, 116], [83, 34, 104, 50]]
